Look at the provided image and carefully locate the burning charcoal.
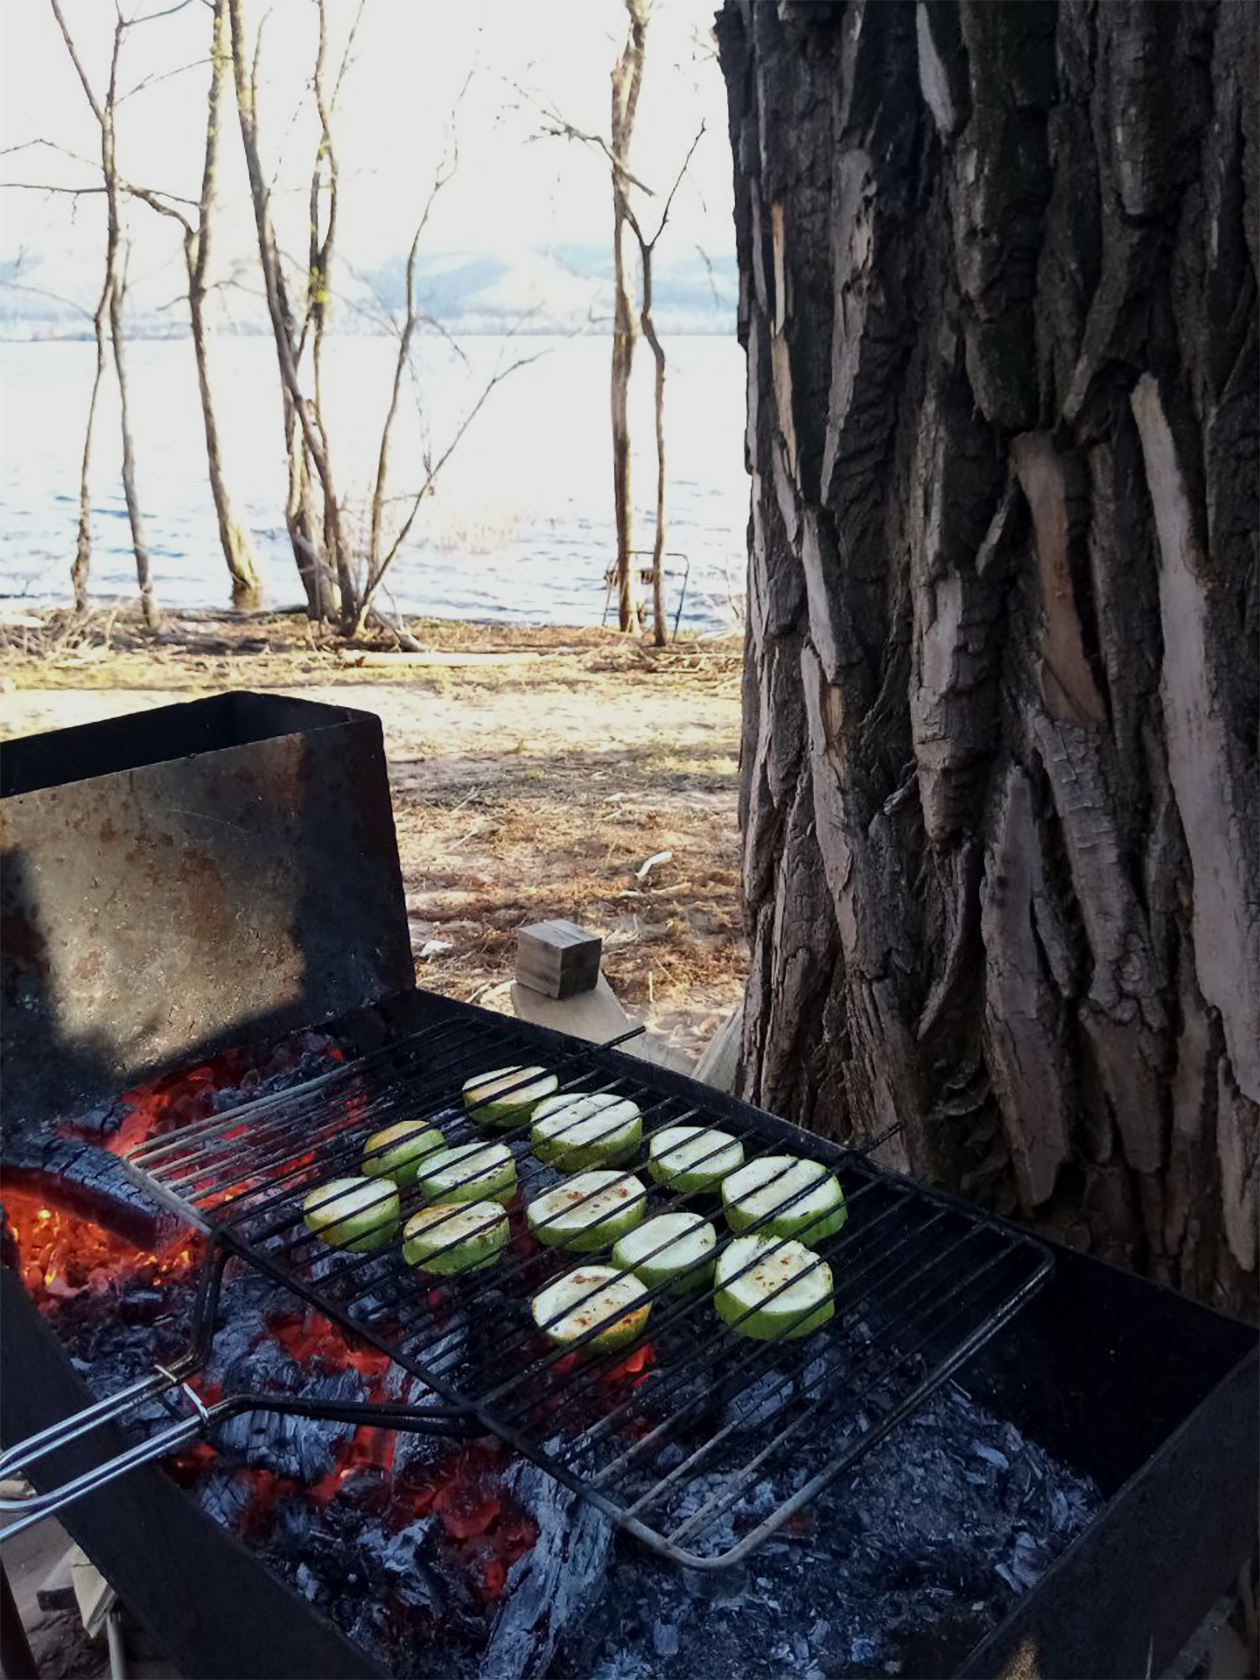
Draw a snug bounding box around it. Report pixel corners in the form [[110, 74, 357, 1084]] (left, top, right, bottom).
[[482, 1462, 613, 1680]]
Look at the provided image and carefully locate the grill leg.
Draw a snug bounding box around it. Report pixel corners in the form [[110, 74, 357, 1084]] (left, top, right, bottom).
[[0, 1557, 37, 1680]]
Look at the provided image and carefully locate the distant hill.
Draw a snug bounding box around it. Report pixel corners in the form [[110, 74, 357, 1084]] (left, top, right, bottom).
[[0, 244, 738, 339]]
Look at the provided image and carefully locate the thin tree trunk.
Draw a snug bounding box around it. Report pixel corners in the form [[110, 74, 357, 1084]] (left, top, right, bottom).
[[226, 0, 344, 621], [610, 0, 649, 637], [100, 29, 157, 631], [189, 0, 261, 608], [717, 0, 1258, 1316], [638, 242, 668, 647], [51, 0, 157, 629], [71, 274, 109, 612], [108, 254, 157, 630], [309, 0, 356, 625]]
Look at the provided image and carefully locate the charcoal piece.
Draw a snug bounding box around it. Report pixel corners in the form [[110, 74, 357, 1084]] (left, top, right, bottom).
[[194, 1465, 258, 1531], [0, 1134, 182, 1252], [214, 1343, 363, 1483], [377, 1517, 443, 1613], [481, 1462, 614, 1680], [651, 1621, 679, 1657]]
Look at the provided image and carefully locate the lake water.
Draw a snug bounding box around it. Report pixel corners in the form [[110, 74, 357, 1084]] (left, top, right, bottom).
[[0, 334, 750, 632]]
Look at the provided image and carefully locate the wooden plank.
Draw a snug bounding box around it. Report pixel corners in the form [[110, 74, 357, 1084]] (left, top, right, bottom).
[[693, 1005, 742, 1095], [509, 977, 694, 1077]]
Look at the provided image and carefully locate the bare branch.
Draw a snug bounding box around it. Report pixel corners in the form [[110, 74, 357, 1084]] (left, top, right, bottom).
[[330, 0, 367, 109], [117, 55, 212, 103], [122, 0, 200, 22], [49, 0, 103, 124], [355, 348, 546, 631], [0, 277, 95, 321]]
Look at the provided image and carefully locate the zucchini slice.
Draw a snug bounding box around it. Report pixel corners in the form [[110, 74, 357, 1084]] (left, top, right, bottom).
[[525, 1171, 647, 1252], [302, 1176, 400, 1252], [462, 1065, 558, 1127], [722, 1154, 848, 1241], [416, 1141, 517, 1205], [402, 1201, 508, 1275], [647, 1124, 745, 1193], [714, 1234, 834, 1341], [612, 1212, 716, 1294], [531, 1091, 643, 1169], [532, 1265, 651, 1353], [362, 1121, 445, 1187]]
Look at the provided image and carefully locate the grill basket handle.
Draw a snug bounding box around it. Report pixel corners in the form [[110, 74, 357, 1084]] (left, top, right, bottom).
[[0, 1365, 206, 1542]]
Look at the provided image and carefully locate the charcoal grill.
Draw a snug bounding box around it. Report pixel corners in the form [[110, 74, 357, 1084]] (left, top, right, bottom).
[[0, 998, 1051, 1568]]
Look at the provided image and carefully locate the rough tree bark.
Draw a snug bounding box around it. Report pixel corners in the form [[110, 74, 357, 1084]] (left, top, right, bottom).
[[610, 0, 649, 636], [717, 0, 1258, 1315]]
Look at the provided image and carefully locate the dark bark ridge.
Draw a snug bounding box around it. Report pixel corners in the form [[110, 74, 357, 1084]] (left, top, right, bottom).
[[717, 0, 1258, 1314]]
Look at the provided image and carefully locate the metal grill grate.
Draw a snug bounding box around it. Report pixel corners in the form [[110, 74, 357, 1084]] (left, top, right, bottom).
[[125, 1005, 1052, 1567]]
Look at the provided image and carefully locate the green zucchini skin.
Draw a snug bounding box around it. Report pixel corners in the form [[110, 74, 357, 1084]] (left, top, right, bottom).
[[722, 1155, 848, 1242], [714, 1234, 834, 1341], [362, 1121, 446, 1187], [647, 1125, 745, 1193], [526, 1172, 648, 1252], [402, 1201, 508, 1275], [531, 1091, 643, 1170], [612, 1212, 717, 1294], [416, 1142, 517, 1206], [532, 1265, 652, 1353], [302, 1176, 400, 1253], [463, 1065, 558, 1127]]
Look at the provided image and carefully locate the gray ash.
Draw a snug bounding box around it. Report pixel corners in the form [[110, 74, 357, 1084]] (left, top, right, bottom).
[[554, 1380, 1099, 1680]]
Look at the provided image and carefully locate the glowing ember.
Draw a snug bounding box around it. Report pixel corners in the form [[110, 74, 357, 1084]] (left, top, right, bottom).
[[3, 1188, 199, 1309], [1, 1028, 552, 1613]]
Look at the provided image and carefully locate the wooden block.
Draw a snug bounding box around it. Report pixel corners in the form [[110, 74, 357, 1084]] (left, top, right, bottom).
[[515, 920, 602, 1000]]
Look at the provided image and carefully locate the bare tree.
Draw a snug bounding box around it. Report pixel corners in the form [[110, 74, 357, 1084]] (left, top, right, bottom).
[[623, 123, 704, 648], [50, 0, 158, 629], [609, 0, 649, 636], [228, 1, 537, 639], [187, 0, 262, 605], [227, 0, 343, 619], [529, 10, 706, 644]]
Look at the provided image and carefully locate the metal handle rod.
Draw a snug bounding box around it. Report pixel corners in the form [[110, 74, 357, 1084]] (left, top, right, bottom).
[[0, 1411, 204, 1544], [0, 1363, 194, 1492]]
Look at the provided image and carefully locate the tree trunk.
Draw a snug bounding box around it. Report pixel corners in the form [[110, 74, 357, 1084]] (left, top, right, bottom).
[[227, 0, 344, 622], [610, 0, 648, 637], [638, 242, 668, 647], [189, 0, 261, 609], [717, 0, 1258, 1316], [71, 276, 109, 613], [108, 254, 157, 632]]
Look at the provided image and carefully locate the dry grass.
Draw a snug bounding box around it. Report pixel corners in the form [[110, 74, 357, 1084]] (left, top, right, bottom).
[[1, 607, 747, 1061]]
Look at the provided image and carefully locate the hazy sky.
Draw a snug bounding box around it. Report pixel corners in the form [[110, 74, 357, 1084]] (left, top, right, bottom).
[[0, 0, 733, 315]]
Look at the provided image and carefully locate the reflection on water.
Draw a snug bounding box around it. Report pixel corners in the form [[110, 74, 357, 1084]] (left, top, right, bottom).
[[0, 334, 748, 631]]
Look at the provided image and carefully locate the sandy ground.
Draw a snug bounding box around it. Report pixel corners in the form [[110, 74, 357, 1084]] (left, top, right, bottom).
[[0, 609, 746, 1062]]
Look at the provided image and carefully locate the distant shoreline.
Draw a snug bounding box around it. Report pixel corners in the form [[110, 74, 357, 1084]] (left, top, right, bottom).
[[0, 322, 738, 345]]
